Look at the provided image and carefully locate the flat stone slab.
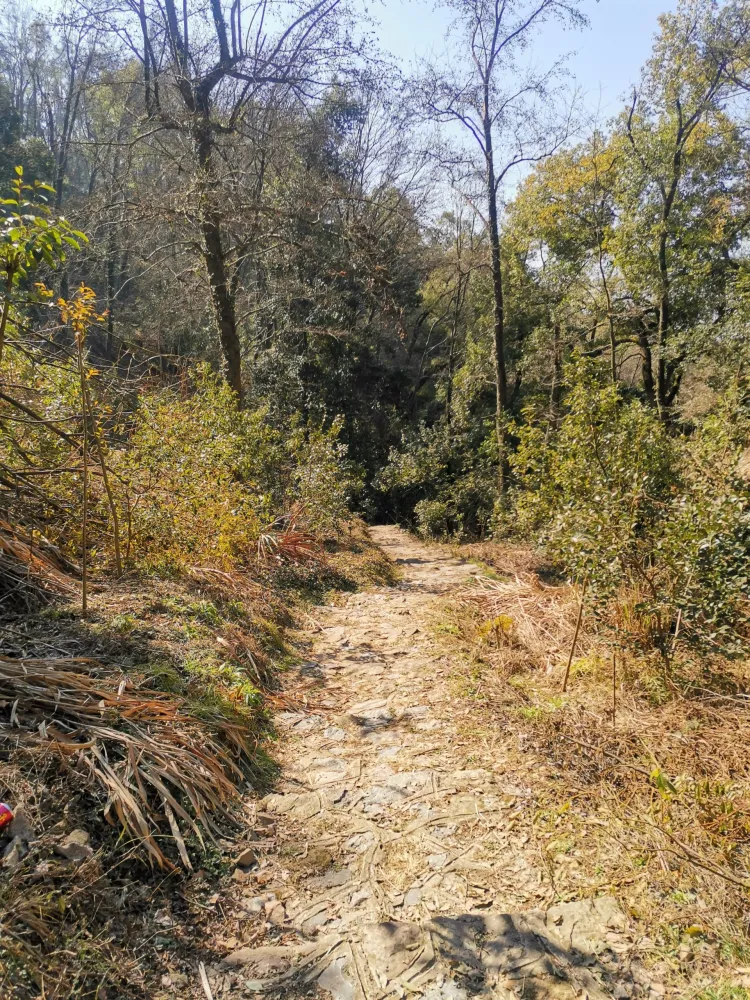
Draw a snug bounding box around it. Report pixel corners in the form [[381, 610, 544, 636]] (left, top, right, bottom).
[[220, 897, 656, 999], [348, 699, 395, 728]]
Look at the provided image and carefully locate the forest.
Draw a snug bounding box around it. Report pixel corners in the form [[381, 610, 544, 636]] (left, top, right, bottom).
[[1, 0, 750, 997]]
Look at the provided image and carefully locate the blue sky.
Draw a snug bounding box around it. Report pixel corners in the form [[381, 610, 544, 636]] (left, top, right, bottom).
[[374, 0, 679, 114]]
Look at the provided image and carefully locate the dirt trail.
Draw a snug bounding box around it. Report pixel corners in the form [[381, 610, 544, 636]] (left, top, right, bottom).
[[220, 528, 657, 1000]]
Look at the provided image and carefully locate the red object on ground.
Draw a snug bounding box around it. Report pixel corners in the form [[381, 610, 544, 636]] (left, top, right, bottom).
[[0, 803, 14, 832]]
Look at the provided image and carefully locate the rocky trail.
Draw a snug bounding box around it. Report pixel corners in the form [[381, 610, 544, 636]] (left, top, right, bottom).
[[215, 527, 659, 1000]]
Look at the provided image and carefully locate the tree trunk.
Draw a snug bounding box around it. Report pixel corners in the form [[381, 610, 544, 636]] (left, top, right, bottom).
[[106, 250, 116, 356], [656, 229, 671, 418], [550, 323, 562, 426], [484, 117, 509, 494], [638, 326, 656, 408], [195, 123, 243, 401]]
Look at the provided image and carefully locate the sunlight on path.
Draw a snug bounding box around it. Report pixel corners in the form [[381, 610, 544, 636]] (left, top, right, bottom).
[[222, 527, 657, 1000]]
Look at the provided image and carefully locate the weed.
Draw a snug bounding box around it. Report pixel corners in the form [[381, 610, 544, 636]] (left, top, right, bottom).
[[695, 987, 750, 1000], [435, 621, 461, 636], [109, 612, 137, 634], [185, 600, 223, 627], [517, 696, 563, 721]]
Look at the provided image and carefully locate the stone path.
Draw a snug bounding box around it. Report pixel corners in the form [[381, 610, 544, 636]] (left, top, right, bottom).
[[220, 527, 658, 999]]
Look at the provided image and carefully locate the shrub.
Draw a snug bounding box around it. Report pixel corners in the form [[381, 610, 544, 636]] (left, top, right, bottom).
[[414, 498, 456, 539], [377, 418, 496, 538], [500, 358, 750, 658], [123, 366, 358, 567], [123, 368, 273, 567], [287, 415, 361, 535]]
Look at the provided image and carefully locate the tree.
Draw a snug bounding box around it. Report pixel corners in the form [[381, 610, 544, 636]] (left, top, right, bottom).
[[615, 0, 744, 416], [417, 0, 586, 489], [95, 0, 358, 401]]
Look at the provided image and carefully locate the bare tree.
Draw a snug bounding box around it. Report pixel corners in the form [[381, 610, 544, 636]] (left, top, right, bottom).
[[91, 0, 357, 401], [417, 0, 586, 490]]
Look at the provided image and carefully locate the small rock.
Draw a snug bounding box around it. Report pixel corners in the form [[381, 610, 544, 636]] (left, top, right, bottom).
[[241, 896, 266, 914], [8, 807, 36, 843], [318, 957, 354, 1000], [265, 900, 286, 925], [351, 889, 371, 907], [404, 887, 422, 907], [3, 836, 28, 868], [401, 705, 429, 718], [348, 699, 394, 728], [309, 867, 352, 889], [54, 829, 93, 862], [154, 908, 174, 927], [302, 910, 332, 934], [234, 847, 258, 868]]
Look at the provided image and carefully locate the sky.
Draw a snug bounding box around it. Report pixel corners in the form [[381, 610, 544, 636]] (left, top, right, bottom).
[[375, 0, 680, 115]]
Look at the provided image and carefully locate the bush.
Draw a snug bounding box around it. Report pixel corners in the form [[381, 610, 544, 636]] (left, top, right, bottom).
[[414, 498, 456, 539], [123, 366, 357, 568], [287, 415, 361, 536], [123, 370, 269, 567], [376, 418, 496, 538], [500, 358, 750, 658]]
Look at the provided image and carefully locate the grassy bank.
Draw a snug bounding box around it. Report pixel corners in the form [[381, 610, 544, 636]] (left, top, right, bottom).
[[0, 520, 392, 999], [435, 540, 750, 1000]]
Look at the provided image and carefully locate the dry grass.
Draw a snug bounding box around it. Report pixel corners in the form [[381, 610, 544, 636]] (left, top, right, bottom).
[[0, 656, 256, 870], [436, 541, 750, 977], [256, 504, 320, 565], [458, 573, 593, 676], [0, 518, 80, 610]]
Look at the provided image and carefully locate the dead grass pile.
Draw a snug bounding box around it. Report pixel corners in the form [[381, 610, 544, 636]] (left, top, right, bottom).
[[0, 519, 79, 610], [256, 504, 322, 565], [454, 572, 595, 676], [0, 656, 255, 869]]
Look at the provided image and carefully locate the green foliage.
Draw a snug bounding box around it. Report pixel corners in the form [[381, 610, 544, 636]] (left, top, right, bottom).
[[0, 167, 84, 286], [0, 86, 54, 185], [695, 988, 750, 1000], [377, 417, 497, 539], [124, 365, 356, 567], [123, 367, 267, 567], [287, 415, 362, 535], [501, 357, 750, 657]]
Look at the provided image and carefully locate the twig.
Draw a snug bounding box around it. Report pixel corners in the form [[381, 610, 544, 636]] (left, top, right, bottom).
[[198, 962, 214, 999], [75, 332, 89, 615], [643, 819, 750, 889], [612, 651, 617, 728], [562, 575, 588, 692]]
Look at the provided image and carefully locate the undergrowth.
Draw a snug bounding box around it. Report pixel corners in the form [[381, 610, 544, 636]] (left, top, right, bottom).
[[0, 518, 392, 998], [432, 544, 750, 995]]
